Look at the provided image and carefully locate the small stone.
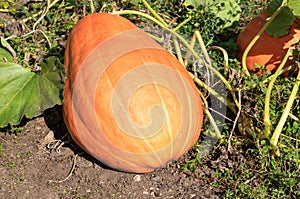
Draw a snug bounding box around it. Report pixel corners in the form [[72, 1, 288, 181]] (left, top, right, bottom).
[[41, 131, 55, 145], [152, 176, 160, 181], [143, 191, 149, 195], [133, 174, 142, 182], [150, 187, 160, 197]]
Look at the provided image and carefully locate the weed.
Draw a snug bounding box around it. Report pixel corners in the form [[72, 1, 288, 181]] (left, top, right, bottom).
[[0, 143, 3, 152]]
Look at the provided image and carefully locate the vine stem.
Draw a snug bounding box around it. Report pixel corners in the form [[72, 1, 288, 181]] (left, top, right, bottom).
[[112, 10, 166, 28], [22, 0, 59, 24], [228, 90, 242, 151], [241, 3, 286, 76], [141, 0, 168, 27], [112, 10, 230, 89], [184, 30, 212, 84], [263, 48, 292, 139], [140, 0, 190, 67], [207, 46, 229, 78], [190, 72, 237, 114], [288, 112, 300, 122], [111, 9, 239, 111], [270, 64, 300, 155], [281, 132, 300, 143], [0, 9, 9, 12], [173, 16, 192, 32], [171, 29, 240, 109], [199, 91, 222, 139]]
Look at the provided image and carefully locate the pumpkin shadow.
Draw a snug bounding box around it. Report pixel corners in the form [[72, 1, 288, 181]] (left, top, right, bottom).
[[43, 105, 116, 172]]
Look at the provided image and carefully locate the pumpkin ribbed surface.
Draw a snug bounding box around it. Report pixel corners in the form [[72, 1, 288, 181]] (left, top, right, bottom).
[[237, 10, 300, 74], [63, 13, 203, 173]]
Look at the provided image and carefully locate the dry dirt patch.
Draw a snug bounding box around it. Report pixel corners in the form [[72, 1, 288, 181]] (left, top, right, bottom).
[[0, 106, 225, 199]]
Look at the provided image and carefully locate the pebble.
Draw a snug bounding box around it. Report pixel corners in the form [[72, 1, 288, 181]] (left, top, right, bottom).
[[150, 187, 161, 197], [143, 191, 149, 195], [133, 174, 142, 182], [152, 176, 160, 181]]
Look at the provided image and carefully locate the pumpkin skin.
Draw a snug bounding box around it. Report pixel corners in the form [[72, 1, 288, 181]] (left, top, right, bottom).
[[63, 13, 203, 173], [237, 10, 300, 74]]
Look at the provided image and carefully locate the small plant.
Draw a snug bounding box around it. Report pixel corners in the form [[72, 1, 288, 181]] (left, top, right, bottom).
[[0, 143, 3, 152], [0, 1, 73, 128], [236, 0, 300, 155]]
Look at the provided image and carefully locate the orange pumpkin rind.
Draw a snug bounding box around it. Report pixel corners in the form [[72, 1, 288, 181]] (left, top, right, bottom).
[[237, 10, 300, 75], [63, 13, 203, 173]]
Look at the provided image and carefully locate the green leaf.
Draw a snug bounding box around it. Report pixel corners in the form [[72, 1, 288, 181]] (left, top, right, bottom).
[[0, 58, 65, 128], [0, 1, 9, 9], [1, 37, 16, 59], [288, 0, 300, 18], [266, 0, 296, 37], [129, 0, 139, 6], [0, 47, 13, 63], [209, 0, 241, 28], [183, 0, 241, 28], [183, 0, 206, 9]]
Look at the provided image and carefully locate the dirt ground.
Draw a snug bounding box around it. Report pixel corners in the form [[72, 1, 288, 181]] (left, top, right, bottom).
[[0, 105, 248, 199]]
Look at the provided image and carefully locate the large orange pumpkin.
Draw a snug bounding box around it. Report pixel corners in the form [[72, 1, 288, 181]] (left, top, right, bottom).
[[237, 10, 300, 74], [63, 13, 203, 173]]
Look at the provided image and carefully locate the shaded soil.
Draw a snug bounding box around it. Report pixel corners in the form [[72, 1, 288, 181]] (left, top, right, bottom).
[[0, 106, 246, 199]]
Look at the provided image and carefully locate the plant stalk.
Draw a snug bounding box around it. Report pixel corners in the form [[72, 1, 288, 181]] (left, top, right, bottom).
[[241, 4, 286, 76], [270, 65, 300, 154], [141, 0, 168, 27], [112, 10, 167, 28], [199, 91, 222, 139], [173, 16, 192, 32], [112, 9, 240, 111], [207, 46, 229, 78], [190, 73, 237, 114], [263, 48, 292, 139]]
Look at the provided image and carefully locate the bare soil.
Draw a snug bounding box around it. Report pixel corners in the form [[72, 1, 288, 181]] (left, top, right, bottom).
[[0, 106, 248, 199]]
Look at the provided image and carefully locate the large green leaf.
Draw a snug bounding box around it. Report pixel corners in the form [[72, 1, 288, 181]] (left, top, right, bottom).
[[266, 0, 296, 38], [183, 0, 241, 28], [288, 0, 300, 18], [0, 47, 13, 63], [0, 37, 14, 62], [1, 37, 16, 60], [209, 0, 241, 28], [0, 57, 65, 128], [183, 0, 206, 9]]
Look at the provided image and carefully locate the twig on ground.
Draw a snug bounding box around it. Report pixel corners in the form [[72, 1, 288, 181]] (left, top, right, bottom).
[[46, 133, 68, 153], [48, 154, 78, 183], [208, 107, 234, 122], [24, 29, 52, 48], [228, 89, 242, 151]]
